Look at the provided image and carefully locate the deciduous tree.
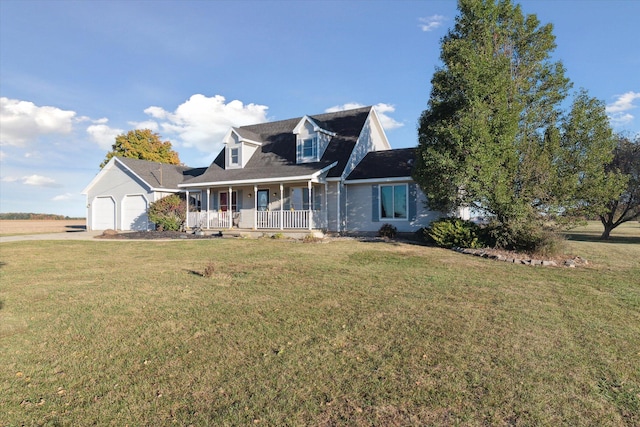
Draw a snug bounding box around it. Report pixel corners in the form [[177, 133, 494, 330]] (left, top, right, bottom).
[[598, 134, 640, 239], [100, 129, 180, 168]]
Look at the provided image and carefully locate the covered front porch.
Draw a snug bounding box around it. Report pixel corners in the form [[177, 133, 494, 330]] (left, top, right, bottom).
[[185, 181, 328, 231]]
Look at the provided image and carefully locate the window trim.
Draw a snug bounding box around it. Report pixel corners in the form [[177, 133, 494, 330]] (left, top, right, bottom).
[[229, 147, 240, 166], [289, 187, 314, 210], [298, 135, 318, 162], [379, 183, 408, 221], [218, 191, 238, 212]]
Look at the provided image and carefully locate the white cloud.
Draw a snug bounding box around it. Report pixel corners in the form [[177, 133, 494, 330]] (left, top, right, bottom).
[[144, 94, 269, 152], [606, 91, 640, 127], [52, 193, 74, 201], [23, 174, 61, 187], [606, 91, 640, 113], [128, 120, 159, 131], [325, 102, 404, 130], [419, 15, 446, 32], [86, 121, 123, 150], [0, 150, 6, 161], [0, 97, 77, 146]]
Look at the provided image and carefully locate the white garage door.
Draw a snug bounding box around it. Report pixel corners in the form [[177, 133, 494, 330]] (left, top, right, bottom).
[[93, 197, 116, 230], [122, 195, 148, 231]]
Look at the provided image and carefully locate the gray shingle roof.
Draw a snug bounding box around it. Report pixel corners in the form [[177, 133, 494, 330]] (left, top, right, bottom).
[[116, 157, 206, 189], [346, 148, 417, 181], [182, 106, 373, 186]]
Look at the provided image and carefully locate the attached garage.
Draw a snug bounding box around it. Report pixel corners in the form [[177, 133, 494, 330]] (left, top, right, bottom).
[[122, 195, 149, 231], [82, 157, 203, 231], [92, 196, 116, 230]]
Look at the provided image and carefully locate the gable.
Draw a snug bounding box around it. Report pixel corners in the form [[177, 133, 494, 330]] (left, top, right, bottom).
[[82, 157, 204, 194]]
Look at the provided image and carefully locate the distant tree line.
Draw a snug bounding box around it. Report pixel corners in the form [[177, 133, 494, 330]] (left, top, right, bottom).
[[0, 213, 85, 220]]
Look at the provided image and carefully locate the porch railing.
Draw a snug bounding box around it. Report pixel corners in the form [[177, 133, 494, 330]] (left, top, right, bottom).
[[188, 211, 231, 229], [189, 210, 324, 230], [257, 210, 323, 229]]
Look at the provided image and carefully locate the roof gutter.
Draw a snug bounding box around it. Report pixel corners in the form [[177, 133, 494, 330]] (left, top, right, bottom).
[[178, 161, 338, 188]]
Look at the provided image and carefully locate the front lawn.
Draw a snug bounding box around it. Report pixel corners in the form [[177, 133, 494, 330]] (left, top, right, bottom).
[[1, 222, 638, 425]]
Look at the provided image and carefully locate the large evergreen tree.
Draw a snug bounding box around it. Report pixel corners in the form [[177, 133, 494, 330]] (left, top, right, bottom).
[[100, 129, 181, 168], [413, 0, 620, 248]]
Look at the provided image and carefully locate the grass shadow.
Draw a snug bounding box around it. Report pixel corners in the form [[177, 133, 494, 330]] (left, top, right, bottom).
[[185, 269, 205, 277], [564, 233, 640, 245]]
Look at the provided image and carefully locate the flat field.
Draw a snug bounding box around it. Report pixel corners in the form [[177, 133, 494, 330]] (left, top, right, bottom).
[[0, 220, 86, 236], [0, 222, 638, 425]]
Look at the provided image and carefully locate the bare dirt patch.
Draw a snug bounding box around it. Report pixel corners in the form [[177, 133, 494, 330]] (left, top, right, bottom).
[[0, 220, 86, 235]]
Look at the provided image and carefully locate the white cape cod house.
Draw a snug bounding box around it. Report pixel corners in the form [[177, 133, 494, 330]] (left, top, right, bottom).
[[83, 106, 466, 234]]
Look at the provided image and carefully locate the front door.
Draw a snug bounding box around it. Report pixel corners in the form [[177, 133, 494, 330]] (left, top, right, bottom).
[[257, 189, 269, 211]]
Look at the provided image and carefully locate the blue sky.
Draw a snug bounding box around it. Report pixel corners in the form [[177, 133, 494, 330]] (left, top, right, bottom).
[[1, 0, 638, 218]]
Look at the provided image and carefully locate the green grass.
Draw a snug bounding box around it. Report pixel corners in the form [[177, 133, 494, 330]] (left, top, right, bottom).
[[1, 222, 639, 425]]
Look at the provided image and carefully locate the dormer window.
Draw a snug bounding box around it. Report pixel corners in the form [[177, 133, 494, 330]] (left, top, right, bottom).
[[293, 115, 336, 164], [300, 136, 318, 161], [230, 147, 239, 166]]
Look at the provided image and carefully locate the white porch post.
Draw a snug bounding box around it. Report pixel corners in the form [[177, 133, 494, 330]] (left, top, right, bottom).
[[308, 181, 313, 231], [228, 186, 233, 229], [185, 190, 190, 229], [206, 188, 210, 229], [324, 181, 328, 231], [253, 184, 258, 230], [280, 183, 284, 230], [336, 183, 341, 233]]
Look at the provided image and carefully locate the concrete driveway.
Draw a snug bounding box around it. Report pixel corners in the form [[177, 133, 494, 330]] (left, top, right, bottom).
[[0, 230, 104, 243]]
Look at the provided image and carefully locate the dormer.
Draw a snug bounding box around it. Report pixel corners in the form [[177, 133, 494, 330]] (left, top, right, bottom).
[[293, 116, 336, 164], [222, 127, 262, 169]]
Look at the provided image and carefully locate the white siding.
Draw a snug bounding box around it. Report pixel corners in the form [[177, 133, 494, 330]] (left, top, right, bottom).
[[86, 162, 154, 230]]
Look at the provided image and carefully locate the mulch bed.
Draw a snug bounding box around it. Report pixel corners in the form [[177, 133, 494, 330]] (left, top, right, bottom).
[[96, 230, 221, 240]]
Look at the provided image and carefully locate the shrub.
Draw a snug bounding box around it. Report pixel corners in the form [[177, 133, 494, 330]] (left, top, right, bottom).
[[302, 233, 322, 243], [426, 217, 483, 249], [484, 222, 566, 256], [148, 195, 186, 231], [202, 261, 216, 278], [378, 223, 398, 239]]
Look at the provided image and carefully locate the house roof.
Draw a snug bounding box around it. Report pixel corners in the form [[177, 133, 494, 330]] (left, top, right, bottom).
[[345, 148, 417, 181], [115, 157, 207, 189], [181, 106, 373, 186]]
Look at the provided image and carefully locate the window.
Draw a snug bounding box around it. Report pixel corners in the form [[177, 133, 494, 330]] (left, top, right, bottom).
[[219, 191, 237, 212], [230, 147, 239, 165], [298, 135, 317, 162], [290, 187, 311, 210], [189, 192, 202, 212], [380, 184, 407, 220]]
